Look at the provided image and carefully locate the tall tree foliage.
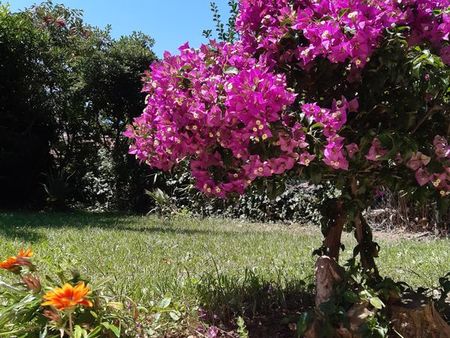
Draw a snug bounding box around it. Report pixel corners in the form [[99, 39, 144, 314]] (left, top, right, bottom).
[[0, 2, 157, 210], [0, 5, 53, 208]]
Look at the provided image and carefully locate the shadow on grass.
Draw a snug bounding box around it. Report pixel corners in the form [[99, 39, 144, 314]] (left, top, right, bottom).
[[0, 211, 282, 243], [0, 211, 133, 228], [0, 226, 45, 243], [196, 268, 315, 338]]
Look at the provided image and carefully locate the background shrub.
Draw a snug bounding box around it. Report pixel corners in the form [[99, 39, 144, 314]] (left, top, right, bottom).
[[0, 2, 158, 212]]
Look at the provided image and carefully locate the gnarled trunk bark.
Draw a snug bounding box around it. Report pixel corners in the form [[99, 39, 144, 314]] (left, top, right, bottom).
[[390, 292, 450, 338], [322, 199, 346, 261], [306, 185, 450, 337], [305, 258, 450, 338], [354, 211, 379, 275], [351, 178, 379, 275]]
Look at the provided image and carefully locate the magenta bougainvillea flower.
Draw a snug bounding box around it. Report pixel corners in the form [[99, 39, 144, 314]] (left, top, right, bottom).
[[365, 139, 388, 162], [126, 0, 450, 198]]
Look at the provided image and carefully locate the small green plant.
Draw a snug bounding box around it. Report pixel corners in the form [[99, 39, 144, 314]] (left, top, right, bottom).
[[236, 316, 249, 338], [42, 169, 73, 211], [145, 188, 178, 216], [126, 296, 189, 337]]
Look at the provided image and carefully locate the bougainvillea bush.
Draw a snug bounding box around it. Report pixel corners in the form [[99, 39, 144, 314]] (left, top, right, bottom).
[[126, 0, 449, 270]]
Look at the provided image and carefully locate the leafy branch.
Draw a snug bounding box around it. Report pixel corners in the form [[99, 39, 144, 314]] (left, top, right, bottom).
[[202, 1, 238, 42]]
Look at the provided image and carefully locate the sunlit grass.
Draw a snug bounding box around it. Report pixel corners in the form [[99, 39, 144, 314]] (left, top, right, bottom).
[[0, 212, 448, 319]]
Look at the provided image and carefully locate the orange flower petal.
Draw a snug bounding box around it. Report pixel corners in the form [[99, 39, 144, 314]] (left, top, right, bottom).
[[18, 248, 32, 258], [0, 249, 33, 271], [41, 282, 93, 311]]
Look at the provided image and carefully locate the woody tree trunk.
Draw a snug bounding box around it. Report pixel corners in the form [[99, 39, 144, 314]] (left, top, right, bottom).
[[307, 181, 450, 338], [351, 178, 380, 275], [321, 198, 346, 261]]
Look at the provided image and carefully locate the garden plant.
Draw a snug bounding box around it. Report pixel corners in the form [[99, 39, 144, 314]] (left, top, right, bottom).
[[126, 0, 450, 336], [0, 248, 124, 337], [0, 2, 156, 212]]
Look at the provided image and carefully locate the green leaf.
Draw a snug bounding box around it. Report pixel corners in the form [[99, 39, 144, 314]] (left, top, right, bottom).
[[224, 66, 238, 75], [39, 326, 48, 338], [159, 297, 171, 309], [153, 312, 161, 322], [87, 326, 102, 338], [309, 122, 323, 130], [73, 325, 88, 338], [373, 326, 389, 338], [107, 302, 124, 310], [297, 312, 312, 336], [236, 316, 249, 338], [369, 296, 385, 310], [101, 323, 120, 337], [169, 310, 181, 321], [310, 171, 322, 185], [343, 291, 359, 303]]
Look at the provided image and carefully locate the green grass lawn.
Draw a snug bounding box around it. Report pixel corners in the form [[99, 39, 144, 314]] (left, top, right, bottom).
[[0, 212, 449, 335]]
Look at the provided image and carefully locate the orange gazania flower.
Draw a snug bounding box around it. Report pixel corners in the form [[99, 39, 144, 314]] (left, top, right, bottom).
[[42, 282, 93, 311], [0, 248, 33, 272], [18, 248, 33, 258]]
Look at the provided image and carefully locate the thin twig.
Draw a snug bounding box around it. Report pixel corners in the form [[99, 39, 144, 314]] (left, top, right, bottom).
[[411, 105, 443, 134]]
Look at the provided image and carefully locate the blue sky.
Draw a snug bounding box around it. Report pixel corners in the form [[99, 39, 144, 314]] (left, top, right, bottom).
[[8, 0, 231, 57]]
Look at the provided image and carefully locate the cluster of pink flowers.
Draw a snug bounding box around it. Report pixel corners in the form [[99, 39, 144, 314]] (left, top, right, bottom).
[[407, 136, 450, 196], [126, 0, 449, 198], [126, 41, 313, 197], [407, 0, 450, 65], [236, 0, 450, 68], [406, 0, 449, 50], [301, 97, 359, 170]]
